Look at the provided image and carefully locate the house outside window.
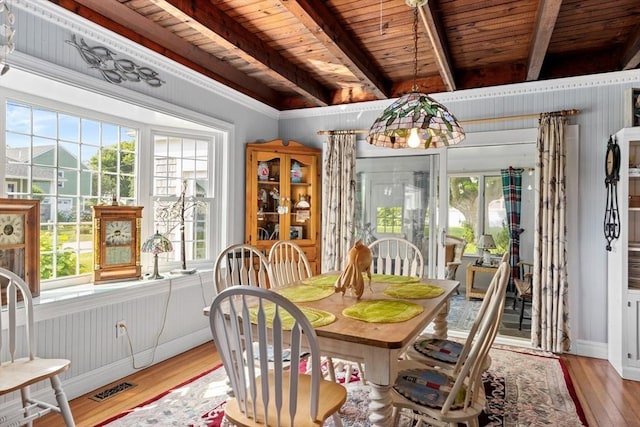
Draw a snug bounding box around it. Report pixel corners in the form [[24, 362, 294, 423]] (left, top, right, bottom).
[[152, 133, 213, 266], [5, 100, 138, 285]]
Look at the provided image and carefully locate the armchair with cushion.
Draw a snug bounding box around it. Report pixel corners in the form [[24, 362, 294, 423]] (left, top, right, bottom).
[[444, 235, 466, 281]]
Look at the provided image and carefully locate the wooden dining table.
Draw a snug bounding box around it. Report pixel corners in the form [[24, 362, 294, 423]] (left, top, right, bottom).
[[205, 273, 459, 427]]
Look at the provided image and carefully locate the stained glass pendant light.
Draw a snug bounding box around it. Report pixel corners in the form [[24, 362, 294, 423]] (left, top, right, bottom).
[[367, 0, 464, 149]]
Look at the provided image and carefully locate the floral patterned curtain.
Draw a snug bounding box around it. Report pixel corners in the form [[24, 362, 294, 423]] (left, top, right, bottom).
[[533, 114, 571, 353], [501, 167, 523, 292], [321, 134, 356, 272]]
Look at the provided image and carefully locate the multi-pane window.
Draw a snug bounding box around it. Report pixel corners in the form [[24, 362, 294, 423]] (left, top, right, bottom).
[[375, 207, 403, 234], [5, 101, 138, 283], [152, 133, 212, 266], [448, 174, 507, 255]]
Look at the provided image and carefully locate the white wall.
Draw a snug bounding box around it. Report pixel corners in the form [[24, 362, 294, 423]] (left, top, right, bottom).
[[279, 73, 640, 358]]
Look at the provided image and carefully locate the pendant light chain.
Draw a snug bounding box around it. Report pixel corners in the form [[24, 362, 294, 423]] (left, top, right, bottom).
[[367, 1, 465, 149], [412, 6, 418, 92]]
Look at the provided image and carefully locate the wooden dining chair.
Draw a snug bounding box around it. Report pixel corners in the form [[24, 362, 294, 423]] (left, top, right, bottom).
[[213, 243, 273, 294], [513, 261, 533, 330], [368, 237, 424, 278], [391, 261, 511, 426], [0, 268, 76, 427], [268, 240, 359, 384], [268, 240, 312, 288], [209, 285, 347, 427], [405, 252, 510, 373]]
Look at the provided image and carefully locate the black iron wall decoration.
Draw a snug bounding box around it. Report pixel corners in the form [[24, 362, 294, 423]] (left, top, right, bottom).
[[66, 34, 165, 87], [604, 135, 621, 251]]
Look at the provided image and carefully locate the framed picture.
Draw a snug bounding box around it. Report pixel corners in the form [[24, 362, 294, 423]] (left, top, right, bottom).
[[0, 198, 40, 299], [625, 88, 640, 127], [290, 226, 303, 240]]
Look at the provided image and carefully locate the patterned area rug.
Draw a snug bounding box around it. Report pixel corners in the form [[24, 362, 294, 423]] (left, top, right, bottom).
[[97, 347, 587, 427], [447, 294, 531, 339]]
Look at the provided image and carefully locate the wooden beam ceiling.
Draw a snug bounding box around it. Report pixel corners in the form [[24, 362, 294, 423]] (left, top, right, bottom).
[[276, 0, 391, 100], [418, 1, 456, 91], [150, 0, 332, 106], [622, 25, 640, 70], [526, 0, 563, 81], [45, 0, 640, 111]]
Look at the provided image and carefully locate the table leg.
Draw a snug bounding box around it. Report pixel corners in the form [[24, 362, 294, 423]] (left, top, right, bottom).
[[432, 299, 450, 339], [368, 383, 394, 426]]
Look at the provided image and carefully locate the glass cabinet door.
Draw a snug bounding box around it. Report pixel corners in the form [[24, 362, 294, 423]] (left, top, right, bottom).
[[287, 153, 317, 242], [254, 152, 283, 243], [245, 139, 321, 273]]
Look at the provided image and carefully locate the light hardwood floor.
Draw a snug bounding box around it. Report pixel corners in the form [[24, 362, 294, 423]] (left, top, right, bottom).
[[36, 342, 640, 427]]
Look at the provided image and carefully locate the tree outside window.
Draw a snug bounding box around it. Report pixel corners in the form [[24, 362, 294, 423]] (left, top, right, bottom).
[[448, 175, 508, 255]]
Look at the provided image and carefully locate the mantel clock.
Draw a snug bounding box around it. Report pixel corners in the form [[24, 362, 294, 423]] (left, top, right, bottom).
[[92, 204, 143, 283], [0, 198, 40, 299]]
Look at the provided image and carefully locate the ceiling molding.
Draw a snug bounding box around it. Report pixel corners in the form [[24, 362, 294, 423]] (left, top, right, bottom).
[[6, 51, 241, 130], [279, 69, 640, 119]]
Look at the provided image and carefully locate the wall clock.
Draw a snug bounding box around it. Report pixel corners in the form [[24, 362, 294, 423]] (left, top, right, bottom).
[[604, 135, 621, 251], [0, 198, 40, 299], [92, 204, 143, 283]]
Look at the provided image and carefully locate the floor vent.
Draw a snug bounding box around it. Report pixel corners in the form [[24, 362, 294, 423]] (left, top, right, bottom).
[[90, 381, 137, 402]]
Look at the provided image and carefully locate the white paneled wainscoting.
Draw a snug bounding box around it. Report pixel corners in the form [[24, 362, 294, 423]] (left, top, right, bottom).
[[0, 270, 215, 413]]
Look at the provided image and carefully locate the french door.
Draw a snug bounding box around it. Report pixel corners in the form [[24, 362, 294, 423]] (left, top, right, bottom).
[[354, 147, 448, 278]]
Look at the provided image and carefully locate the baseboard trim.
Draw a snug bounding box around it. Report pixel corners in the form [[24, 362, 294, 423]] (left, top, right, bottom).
[[0, 328, 212, 415]]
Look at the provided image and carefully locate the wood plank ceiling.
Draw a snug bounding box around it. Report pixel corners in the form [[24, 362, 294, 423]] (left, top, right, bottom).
[[49, 0, 640, 111]]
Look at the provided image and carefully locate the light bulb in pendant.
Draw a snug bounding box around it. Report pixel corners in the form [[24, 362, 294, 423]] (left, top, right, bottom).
[[408, 128, 421, 148]]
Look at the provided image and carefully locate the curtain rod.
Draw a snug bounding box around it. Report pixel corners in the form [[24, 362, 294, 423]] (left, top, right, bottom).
[[316, 108, 580, 135]]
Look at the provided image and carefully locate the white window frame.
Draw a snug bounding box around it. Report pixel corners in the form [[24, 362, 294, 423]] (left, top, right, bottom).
[[1, 84, 229, 289], [448, 172, 507, 256], [147, 128, 218, 271]]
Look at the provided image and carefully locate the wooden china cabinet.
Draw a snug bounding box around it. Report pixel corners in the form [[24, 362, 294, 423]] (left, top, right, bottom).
[[245, 139, 321, 274]]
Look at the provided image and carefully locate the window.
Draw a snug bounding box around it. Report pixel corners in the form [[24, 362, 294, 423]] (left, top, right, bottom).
[[448, 174, 507, 255], [375, 206, 403, 234], [152, 133, 213, 266], [5, 100, 138, 285]]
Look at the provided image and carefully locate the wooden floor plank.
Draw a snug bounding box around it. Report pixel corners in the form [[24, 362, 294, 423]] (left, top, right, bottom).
[[34, 342, 220, 427]]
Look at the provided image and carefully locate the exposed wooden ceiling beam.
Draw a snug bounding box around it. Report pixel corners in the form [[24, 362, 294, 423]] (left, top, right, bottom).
[[277, 0, 390, 100], [150, 0, 331, 107], [622, 25, 640, 70], [526, 0, 563, 81], [417, 2, 456, 92], [51, 0, 283, 108]]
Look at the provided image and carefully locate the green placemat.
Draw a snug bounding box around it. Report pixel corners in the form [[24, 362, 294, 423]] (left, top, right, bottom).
[[250, 304, 336, 330], [371, 274, 420, 284], [342, 300, 424, 323], [302, 273, 419, 286], [274, 285, 335, 302], [302, 274, 339, 286], [383, 283, 444, 299]]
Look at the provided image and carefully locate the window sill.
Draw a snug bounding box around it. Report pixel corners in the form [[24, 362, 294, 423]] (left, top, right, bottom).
[[30, 269, 213, 323]]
